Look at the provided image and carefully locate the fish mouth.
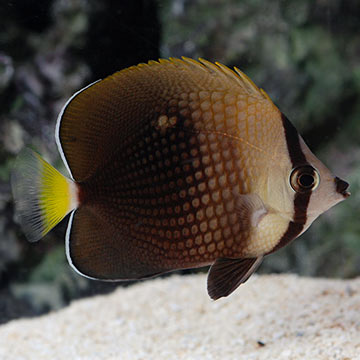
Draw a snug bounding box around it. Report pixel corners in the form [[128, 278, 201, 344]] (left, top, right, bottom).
[[335, 177, 350, 198]]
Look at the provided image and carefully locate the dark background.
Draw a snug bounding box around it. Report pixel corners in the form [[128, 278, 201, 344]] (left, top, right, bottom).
[[0, 0, 359, 324]]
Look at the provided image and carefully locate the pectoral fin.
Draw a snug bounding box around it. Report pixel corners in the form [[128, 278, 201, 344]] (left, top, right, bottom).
[[235, 194, 268, 229], [207, 256, 263, 300]]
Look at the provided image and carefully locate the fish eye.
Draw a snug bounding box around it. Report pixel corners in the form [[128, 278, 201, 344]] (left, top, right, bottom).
[[290, 166, 320, 193]]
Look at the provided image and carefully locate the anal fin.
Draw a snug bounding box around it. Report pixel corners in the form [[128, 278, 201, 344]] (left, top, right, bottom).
[[207, 256, 263, 300], [66, 205, 173, 281]]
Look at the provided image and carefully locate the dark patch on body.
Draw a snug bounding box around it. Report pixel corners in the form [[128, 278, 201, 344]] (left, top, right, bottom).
[[76, 104, 215, 277]]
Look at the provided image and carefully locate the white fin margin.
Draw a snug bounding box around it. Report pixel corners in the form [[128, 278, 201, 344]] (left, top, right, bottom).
[[241, 256, 263, 283], [65, 210, 98, 280], [55, 80, 102, 181], [65, 209, 123, 282]]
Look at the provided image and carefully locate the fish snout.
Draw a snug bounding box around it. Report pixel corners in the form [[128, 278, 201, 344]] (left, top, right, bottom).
[[335, 177, 350, 198]]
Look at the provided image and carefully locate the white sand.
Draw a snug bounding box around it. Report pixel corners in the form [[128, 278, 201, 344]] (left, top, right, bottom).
[[0, 274, 359, 360]]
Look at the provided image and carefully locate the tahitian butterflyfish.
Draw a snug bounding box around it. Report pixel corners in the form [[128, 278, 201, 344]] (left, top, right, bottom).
[[11, 58, 350, 300]]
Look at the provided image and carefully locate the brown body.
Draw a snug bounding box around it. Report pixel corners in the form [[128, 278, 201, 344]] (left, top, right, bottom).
[[62, 59, 290, 281], [14, 58, 349, 300]]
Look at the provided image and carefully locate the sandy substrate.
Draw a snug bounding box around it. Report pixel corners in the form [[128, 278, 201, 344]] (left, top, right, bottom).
[[0, 274, 359, 360]]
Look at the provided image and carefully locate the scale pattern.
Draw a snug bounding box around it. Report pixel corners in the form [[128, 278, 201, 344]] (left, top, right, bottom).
[[61, 59, 289, 279]]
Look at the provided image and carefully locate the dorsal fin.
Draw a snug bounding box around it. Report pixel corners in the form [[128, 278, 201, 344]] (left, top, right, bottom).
[[185, 57, 270, 100], [56, 58, 275, 182]]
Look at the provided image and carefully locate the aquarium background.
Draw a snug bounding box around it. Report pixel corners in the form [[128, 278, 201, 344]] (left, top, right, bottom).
[[0, 0, 359, 324]]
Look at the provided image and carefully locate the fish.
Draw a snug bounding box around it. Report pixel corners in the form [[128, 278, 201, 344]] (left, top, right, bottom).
[[11, 57, 350, 300]]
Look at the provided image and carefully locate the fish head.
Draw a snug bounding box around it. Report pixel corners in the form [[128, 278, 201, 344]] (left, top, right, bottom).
[[264, 136, 349, 232], [295, 137, 350, 230]]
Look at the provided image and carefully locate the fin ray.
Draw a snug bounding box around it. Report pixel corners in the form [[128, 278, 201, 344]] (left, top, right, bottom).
[[235, 193, 268, 229], [56, 58, 276, 182], [11, 148, 78, 242], [207, 257, 263, 300]]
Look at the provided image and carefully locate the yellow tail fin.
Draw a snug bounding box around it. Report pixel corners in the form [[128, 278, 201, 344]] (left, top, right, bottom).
[[11, 148, 79, 242]]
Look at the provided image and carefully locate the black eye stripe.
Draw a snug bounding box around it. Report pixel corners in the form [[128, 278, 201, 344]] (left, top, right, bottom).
[[280, 114, 307, 166], [268, 114, 312, 254]]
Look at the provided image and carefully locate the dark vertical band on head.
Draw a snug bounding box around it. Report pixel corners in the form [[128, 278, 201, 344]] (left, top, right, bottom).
[[281, 114, 307, 165], [268, 114, 311, 254]]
